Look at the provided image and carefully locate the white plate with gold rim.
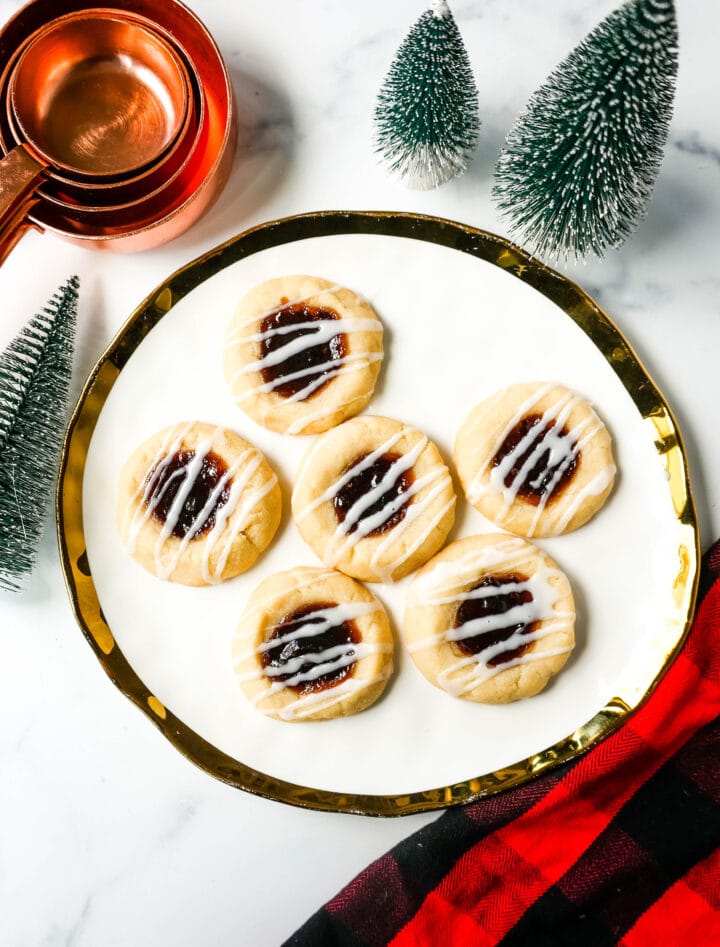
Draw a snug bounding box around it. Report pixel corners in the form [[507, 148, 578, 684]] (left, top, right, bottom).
[[58, 211, 698, 815]]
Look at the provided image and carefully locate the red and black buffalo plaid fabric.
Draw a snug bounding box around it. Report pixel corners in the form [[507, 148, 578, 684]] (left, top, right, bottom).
[[287, 540, 720, 946]]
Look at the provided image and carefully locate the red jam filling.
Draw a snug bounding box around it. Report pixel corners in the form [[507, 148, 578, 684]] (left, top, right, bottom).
[[333, 452, 413, 536], [146, 449, 231, 539], [259, 302, 346, 400], [492, 413, 578, 505], [262, 601, 360, 693], [454, 573, 535, 667]]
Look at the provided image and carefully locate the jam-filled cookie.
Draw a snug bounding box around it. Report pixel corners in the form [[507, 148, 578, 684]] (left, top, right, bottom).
[[117, 422, 281, 586], [292, 415, 456, 583], [233, 567, 394, 721], [454, 382, 616, 537], [403, 534, 575, 703], [223, 275, 384, 435]]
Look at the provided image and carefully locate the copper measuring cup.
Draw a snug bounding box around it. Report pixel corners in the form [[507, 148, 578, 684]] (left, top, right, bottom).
[[0, 0, 236, 258], [0, 16, 203, 216], [9, 14, 189, 179], [0, 15, 200, 209], [0, 12, 192, 241]]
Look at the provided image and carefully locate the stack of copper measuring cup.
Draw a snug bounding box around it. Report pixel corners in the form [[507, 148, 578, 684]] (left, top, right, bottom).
[[0, 0, 237, 263]]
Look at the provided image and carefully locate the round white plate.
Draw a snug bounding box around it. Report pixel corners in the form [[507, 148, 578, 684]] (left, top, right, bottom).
[[59, 212, 698, 814]]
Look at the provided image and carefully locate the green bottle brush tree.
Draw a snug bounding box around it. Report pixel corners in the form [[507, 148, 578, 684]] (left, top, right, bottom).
[[0, 277, 79, 592], [373, 0, 480, 190], [493, 0, 679, 261]]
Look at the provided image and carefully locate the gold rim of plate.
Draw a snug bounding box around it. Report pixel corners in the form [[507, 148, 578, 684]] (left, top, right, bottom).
[[55, 211, 700, 817]]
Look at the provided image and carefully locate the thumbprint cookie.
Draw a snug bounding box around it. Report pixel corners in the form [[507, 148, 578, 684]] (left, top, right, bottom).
[[117, 422, 281, 586], [454, 382, 616, 537], [223, 275, 384, 435], [403, 534, 575, 703], [292, 415, 456, 583], [233, 567, 394, 721]]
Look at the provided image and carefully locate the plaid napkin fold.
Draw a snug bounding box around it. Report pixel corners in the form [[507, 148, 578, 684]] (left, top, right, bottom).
[[287, 540, 720, 946]]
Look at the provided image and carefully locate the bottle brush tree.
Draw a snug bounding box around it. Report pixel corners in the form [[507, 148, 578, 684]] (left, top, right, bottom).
[[0, 277, 78, 592], [374, 0, 480, 189], [493, 0, 678, 261]]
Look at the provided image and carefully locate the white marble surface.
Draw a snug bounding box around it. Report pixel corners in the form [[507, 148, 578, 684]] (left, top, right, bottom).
[[1, 1, 718, 944]]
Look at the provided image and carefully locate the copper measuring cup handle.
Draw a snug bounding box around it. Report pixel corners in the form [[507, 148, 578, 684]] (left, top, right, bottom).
[[0, 146, 46, 264]]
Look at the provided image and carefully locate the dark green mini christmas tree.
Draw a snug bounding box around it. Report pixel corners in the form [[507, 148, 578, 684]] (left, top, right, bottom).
[[0, 277, 78, 592], [493, 0, 678, 261], [374, 0, 480, 189]]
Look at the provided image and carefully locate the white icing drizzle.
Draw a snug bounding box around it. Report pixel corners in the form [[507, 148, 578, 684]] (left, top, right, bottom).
[[270, 665, 394, 722], [437, 645, 573, 698], [285, 394, 368, 435], [467, 384, 555, 504], [226, 288, 383, 409], [122, 421, 194, 546], [491, 391, 580, 512], [467, 385, 615, 536], [407, 539, 573, 696], [525, 415, 599, 535], [234, 569, 338, 632], [297, 428, 453, 580], [235, 600, 392, 721], [257, 602, 378, 653], [225, 285, 347, 342], [123, 425, 277, 583], [295, 429, 408, 523], [237, 317, 382, 366], [201, 459, 278, 584], [370, 484, 455, 584], [327, 465, 448, 572], [408, 538, 544, 605], [328, 438, 427, 543], [287, 353, 383, 404], [229, 352, 384, 404]]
